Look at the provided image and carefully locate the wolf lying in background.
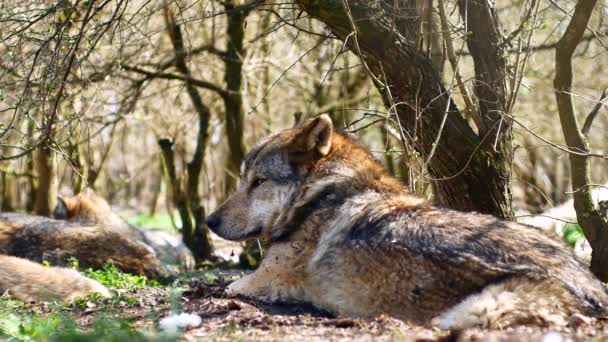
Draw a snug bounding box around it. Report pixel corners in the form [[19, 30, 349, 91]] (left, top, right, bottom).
[[206, 114, 608, 329], [54, 191, 195, 273], [0, 213, 165, 279], [0, 255, 110, 302]]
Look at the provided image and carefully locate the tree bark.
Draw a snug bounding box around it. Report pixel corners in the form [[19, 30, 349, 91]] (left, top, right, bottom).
[[33, 144, 57, 216], [0, 171, 14, 211], [554, 0, 607, 281], [25, 120, 37, 212], [295, 0, 513, 218]]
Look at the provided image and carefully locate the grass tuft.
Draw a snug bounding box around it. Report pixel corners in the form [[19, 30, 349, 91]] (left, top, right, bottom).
[[83, 261, 159, 290]]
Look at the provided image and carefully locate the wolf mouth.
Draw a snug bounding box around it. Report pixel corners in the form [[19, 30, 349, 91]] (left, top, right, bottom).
[[218, 225, 262, 241], [243, 225, 263, 240]]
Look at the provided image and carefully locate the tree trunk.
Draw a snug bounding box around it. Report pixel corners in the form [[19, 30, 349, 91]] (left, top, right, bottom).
[[553, 0, 607, 281], [34, 144, 57, 216], [221, 0, 249, 196], [163, 7, 214, 261], [294, 0, 513, 218], [148, 160, 163, 216], [26, 120, 37, 212], [0, 171, 14, 211], [159, 139, 195, 250], [70, 138, 88, 194]]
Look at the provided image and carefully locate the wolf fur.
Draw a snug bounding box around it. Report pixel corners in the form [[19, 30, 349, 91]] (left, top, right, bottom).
[[0, 212, 165, 279], [205, 114, 608, 329], [0, 255, 110, 302], [54, 191, 195, 273]]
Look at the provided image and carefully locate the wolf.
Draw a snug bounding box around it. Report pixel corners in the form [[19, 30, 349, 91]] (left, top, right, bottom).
[[0, 255, 111, 302], [205, 114, 608, 329], [53, 191, 195, 273], [0, 212, 165, 279]]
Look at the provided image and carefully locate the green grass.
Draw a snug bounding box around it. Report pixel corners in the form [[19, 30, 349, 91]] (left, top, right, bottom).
[[126, 212, 181, 233], [0, 297, 64, 341], [83, 261, 160, 290], [0, 312, 63, 341], [0, 310, 177, 342]]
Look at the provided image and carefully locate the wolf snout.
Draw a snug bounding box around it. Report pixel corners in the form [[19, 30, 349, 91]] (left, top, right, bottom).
[[205, 212, 221, 230]]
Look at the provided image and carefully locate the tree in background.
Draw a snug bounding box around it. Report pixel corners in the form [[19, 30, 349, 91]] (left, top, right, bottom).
[[553, 0, 608, 280]]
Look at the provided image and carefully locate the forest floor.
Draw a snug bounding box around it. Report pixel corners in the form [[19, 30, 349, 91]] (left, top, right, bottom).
[[3, 266, 608, 342]]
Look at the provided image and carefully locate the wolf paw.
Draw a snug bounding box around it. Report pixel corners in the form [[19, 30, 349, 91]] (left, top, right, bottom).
[[225, 278, 249, 297]]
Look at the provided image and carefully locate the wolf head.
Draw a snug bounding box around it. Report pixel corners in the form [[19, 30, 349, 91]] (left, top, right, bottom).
[[206, 114, 403, 242], [53, 190, 130, 231], [206, 114, 333, 241]]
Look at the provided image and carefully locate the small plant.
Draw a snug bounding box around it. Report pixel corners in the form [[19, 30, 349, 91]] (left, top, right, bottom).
[[67, 256, 80, 269], [83, 261, 159, 290], [72, 292, 107, 310], [561, 223, 585, 246]]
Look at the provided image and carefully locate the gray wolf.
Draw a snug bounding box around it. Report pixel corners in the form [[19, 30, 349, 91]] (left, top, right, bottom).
[[0, 254, 110, 302], [205, 114, 608, 329], [0, 212, 165, 279], [54, 191, 195, 273]]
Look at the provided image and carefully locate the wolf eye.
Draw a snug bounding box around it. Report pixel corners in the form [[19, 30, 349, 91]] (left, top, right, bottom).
[[251, 178, 266, 189]]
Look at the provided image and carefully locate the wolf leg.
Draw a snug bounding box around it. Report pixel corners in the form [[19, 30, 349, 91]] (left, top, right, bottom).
[[225, 242, 310, 303], [432, 277, 575, 329]]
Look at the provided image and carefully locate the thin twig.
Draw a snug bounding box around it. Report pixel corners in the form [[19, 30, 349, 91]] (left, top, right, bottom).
[[581, 88, 608, 136]]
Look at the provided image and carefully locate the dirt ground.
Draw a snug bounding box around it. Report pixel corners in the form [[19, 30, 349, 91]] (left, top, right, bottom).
[[83, 272, 605, 342]]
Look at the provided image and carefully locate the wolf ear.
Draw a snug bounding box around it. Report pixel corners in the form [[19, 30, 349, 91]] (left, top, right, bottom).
[[53, 196, 78, 220], [53, 197, 68, 219], [289, 114, 333, 161]]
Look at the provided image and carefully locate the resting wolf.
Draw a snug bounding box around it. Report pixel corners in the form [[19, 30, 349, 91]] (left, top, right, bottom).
[[54, 191, 195, 273], [0, 213, 165, 279], [205, 114, 608, 328], [0, 255, 110, 302]]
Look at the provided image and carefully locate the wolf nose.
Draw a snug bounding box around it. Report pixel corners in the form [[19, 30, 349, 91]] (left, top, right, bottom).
[[205, 213, 221, 229]]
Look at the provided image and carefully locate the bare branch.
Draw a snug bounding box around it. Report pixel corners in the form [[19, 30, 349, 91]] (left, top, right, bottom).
[[121, 64, 228, 98], [581, 88, 608, 136]]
